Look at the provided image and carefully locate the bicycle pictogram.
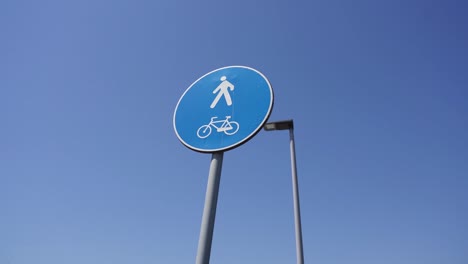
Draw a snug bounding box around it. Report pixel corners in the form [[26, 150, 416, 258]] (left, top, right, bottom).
[[197, 116, 240, 138]]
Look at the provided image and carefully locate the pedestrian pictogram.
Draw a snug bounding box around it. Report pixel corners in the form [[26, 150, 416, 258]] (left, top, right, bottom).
[[210, 76, 235, 108]]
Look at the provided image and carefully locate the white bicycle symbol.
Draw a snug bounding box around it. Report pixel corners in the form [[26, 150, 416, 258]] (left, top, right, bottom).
[[197, 116, 240, 138]]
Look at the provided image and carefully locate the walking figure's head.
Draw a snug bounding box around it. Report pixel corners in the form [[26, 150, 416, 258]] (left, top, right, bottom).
[[220, 76, 227, 81]]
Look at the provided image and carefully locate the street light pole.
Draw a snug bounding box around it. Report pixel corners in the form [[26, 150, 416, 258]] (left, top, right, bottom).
[[288, 125, 305, 264], [264, 120, 304, 264]]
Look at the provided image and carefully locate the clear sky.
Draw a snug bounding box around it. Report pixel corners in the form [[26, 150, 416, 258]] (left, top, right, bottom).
[[2, 0, 467, 263]]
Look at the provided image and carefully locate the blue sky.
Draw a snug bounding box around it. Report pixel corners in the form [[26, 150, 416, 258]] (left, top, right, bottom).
[[2, 0, 467, 263]]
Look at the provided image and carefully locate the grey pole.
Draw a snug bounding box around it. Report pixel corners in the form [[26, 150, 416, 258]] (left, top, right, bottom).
[[289, 127, 305, 264], [196, 152, 224, 264]]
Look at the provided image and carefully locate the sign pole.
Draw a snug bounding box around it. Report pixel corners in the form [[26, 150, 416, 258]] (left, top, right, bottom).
[[196, 152, 224, 264]]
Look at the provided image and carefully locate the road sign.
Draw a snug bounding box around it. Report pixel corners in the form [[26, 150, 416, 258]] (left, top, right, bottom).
[[174, 66, 274, 153]]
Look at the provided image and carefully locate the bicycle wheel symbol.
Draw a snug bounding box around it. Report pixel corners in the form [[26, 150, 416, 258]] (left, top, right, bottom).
[[197, 125, 212, 139], [224, 121, 239, 135]]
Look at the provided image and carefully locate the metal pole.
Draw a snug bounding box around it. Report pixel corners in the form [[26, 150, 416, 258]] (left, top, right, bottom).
[[289, 128, 305, 264], [196, 152, 224, 264]]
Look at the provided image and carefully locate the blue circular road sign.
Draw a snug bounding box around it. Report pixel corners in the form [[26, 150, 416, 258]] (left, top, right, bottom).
[[174, 66, 274, 153]]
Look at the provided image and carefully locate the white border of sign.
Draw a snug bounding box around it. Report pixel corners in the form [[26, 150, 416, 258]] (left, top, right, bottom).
[[173, 65, 274, 153]]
